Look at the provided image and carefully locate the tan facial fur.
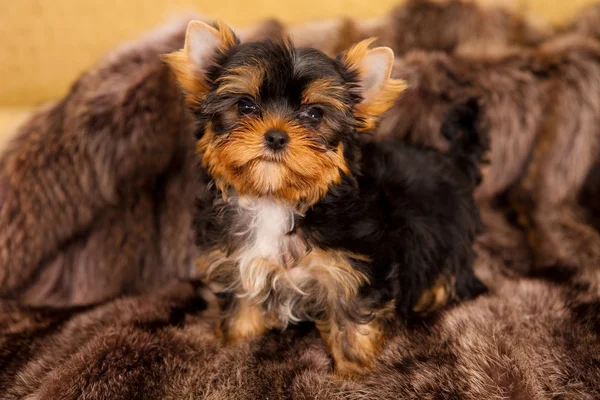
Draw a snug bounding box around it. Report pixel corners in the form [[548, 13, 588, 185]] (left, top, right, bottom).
[[197, 117, 349, 208]]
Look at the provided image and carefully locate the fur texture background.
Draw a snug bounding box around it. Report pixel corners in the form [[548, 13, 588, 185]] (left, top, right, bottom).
[[1, 0, 600, 398], [286, 0, 553, 57], [379, 34, 600, 271], [2, 258, 600, 399]]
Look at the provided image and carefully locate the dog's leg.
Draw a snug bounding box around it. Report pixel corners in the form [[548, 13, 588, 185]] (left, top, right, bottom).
[[317, 303, 393, 376], [220, 297, 270, 344], [412, 274, 454, 315]]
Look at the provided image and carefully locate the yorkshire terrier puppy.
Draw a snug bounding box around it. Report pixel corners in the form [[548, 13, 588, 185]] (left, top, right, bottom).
[[164, 21, 487, 374]]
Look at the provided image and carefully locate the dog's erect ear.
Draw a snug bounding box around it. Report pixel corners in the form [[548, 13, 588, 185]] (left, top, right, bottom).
[[341, 39, 407, 131], [163, 20, 238, 105]]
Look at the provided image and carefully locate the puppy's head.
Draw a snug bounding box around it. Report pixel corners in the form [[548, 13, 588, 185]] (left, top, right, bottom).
[[164, 21, 406, 207]]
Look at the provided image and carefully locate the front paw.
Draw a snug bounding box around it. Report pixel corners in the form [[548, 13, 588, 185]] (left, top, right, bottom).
[[318, 316, 389, 377], [220, 298, 270, 345], [332, 327, 383, 377], [412, 275, 455, 316]]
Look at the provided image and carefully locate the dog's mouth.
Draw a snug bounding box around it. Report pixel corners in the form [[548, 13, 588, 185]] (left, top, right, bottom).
[[256, 152, 286, 163], [203, 136, 349, 206]]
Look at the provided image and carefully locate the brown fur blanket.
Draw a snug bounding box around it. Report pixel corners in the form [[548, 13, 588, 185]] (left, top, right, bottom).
[[2, 1, 600, 398]]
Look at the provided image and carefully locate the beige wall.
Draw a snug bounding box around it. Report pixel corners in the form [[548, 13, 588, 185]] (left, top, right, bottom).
[[0, 0, 597, 108]]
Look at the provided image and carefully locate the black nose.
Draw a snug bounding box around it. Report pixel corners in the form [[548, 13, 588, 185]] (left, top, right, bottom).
[[264, 130, 289, 151]]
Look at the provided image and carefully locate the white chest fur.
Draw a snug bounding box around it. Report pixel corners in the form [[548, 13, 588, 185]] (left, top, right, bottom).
[[234, 197, 307, 301], [200, 195, 368, 327], [237, 197, 295, 265]]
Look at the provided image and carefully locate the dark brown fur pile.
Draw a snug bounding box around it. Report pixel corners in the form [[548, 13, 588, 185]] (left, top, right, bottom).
[[379, 34, 600, 270], [2, 256, 600, 399], [383, 0, 552, 54], [0, 19, 198, 306], [2, 2, 600, 399], [288, 0, 552, 56]]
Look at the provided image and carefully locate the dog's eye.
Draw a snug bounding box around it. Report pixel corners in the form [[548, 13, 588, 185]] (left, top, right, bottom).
[[238, 99, 259, 116], [299, 107, 323, 122]]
